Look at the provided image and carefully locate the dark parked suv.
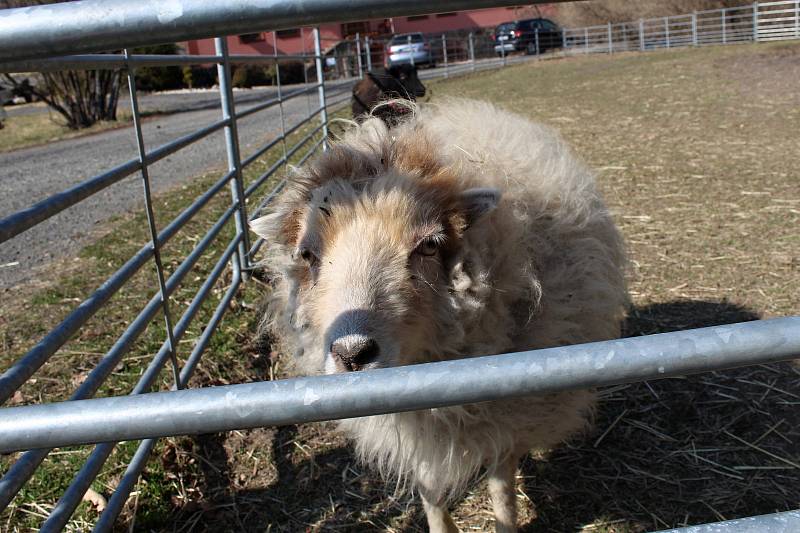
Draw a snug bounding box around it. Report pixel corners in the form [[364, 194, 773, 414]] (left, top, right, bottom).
[[493, 18, 562, 55]]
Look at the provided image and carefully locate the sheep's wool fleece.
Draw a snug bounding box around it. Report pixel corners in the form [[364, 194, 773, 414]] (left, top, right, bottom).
[[261, 99, 629, 501]]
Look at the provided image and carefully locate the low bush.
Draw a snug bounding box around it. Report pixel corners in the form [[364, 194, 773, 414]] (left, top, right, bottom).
[[132, 44, 184, 92], [182, 66, 218, 89], [231, 65, 272, 88]]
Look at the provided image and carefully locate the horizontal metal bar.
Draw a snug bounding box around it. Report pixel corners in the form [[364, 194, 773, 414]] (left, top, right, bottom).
[[36, 233, 243, 530], [0, 54, 218, 73], [0, 204, 238, 511], [0, 53, 324, 73], [71, 204, 237, 400], [0, 0, 564, 63], [242, 114, 324, 195], [0, 170, 232, 406], [656, 510, 800, 532], [147, 117, 230, 165], [93, 439, 155, 532], [0, 317, 797, 453], [228, 53, 321, 62], [236, 84, 322, 121], [92, 270, 244, 532], [246, 135, 325, 257], [178, 268, 243, 388], [0, 160, 140, 245], [0, 117, 228, 246], [133, 233, 243, 395]]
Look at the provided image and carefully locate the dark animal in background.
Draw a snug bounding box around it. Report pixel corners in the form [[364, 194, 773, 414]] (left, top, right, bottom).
[[351, 64, 426, 124]]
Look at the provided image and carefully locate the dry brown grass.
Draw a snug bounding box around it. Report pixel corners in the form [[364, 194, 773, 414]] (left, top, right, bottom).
[[120, 43, 800, 533], [0, 108, 133, 153], [2, 42, 799, 532], [554, 1, 748, 27]]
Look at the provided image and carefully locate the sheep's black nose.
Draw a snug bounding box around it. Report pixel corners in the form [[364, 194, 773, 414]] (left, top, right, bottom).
[[330, 337, 380, 370]]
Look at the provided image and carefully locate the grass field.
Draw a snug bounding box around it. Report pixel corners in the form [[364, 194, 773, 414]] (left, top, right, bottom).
[[2, 41, 799, 532]]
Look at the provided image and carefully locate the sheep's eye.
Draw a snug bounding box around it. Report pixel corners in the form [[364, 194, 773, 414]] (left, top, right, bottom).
[[414, 238, 439, 257], [296, 247, 318, 266]]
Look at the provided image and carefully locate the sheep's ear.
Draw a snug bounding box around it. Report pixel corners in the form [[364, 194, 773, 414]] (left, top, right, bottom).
[[460, 188, 501, 228], [249, 212, 281, 240]]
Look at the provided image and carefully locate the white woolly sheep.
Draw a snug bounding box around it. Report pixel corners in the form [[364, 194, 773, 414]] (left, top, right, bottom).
[[251, 99, 628, 532]]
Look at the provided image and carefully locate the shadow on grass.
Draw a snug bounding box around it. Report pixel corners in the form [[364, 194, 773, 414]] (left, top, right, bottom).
[[160, 426, 424, 532], [520, 300, 800, 532]]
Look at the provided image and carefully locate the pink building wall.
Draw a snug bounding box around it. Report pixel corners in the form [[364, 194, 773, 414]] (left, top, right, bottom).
[[185, 5, 559, 56]]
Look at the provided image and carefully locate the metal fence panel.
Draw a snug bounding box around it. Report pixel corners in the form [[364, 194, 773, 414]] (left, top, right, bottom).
[[0, 0, 799, 531]]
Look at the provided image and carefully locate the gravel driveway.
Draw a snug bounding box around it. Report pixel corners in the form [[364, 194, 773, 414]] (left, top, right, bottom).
[[0, 81, 352, 288]]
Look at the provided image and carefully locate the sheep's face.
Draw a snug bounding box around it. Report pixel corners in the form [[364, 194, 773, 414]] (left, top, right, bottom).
[[253, 171, 499, 374]]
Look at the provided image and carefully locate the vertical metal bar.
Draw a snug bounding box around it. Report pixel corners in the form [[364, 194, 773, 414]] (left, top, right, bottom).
[[665, 17, 671, 48], [753, 2, 760, 42], [313, 28, 329, 151], [355, 32, 363, 79], [608, 22, 613, 53], [215, 37, 250, 272], [795, 0, 799, 38], [442, 34, 448, 77], [722, 8, 727, 44], [640, 19, 645, 51], [692, 12, 698, 46], [501, 31, 506, 65], [468, 31, 475, 71], [365, 35, 372, 72], [535, 27, 540, 56], [584, 27, 589, 53], [123, 49, 181, 390], [562, 27, 567, 51], [407, 34, 415, 67]]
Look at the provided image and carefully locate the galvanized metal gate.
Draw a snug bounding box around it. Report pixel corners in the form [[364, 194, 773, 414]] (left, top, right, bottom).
[[0, 1, 798, 532]]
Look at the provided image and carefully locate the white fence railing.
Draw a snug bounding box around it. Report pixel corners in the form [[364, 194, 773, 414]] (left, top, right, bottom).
[[329, 1, 800, 85], [561, 1, 800, 55]]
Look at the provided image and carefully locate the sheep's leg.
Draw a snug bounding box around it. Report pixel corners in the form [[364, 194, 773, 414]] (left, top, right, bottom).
[[420, 491, 459, 533], [487, 455, 519, 533]]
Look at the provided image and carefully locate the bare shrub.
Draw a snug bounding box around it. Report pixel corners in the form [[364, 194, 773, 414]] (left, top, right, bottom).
[[1, 0, 123, 129]]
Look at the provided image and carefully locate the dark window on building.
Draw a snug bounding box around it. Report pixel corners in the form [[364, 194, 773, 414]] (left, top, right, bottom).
[[239, 33, 264, 43], [276, 28, 301, 38], [436, 12, 458, 17], [407, 15, 429, 21], [341, 21, 369, 37]]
